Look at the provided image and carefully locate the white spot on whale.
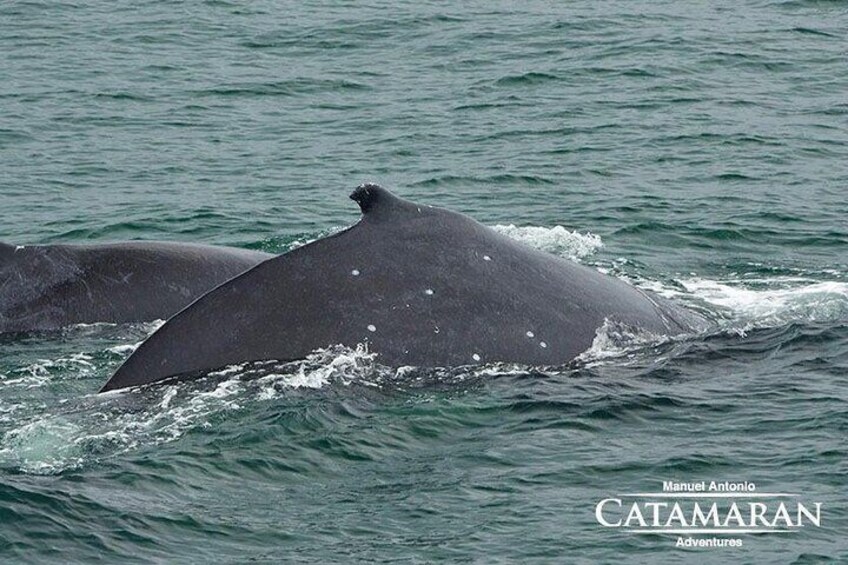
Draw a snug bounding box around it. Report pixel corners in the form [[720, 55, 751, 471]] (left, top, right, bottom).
[[483, 255, 492, 261], [351, 269, 360, 276], [367, 324, 376, 332], [434, 326, 440, 334], [526, 331, 535, 338], [472, 353, 481, 362], [15, 245, 24, 251], [540, 341, 547, 348], [425, 288, 434, 295]]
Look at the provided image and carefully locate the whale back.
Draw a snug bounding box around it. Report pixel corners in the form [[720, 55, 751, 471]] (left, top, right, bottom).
[[100, 186, 707, 392], [0, 241, 272, 334]]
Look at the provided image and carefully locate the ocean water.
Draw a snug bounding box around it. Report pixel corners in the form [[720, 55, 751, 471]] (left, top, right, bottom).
[[1, 0, 847, 562]]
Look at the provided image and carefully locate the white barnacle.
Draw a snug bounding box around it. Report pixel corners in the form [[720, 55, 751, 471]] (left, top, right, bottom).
[[351, 269, 360, 276], [367, 324, 376, 332], [540, 341, 547, 348], [526, 331, 535, 338], [15, 245, 24, 251], [472, 353, 481, 362], [425, 288, 434, 295], [434, 326, 440, 334], [483, 255, 492, 261]]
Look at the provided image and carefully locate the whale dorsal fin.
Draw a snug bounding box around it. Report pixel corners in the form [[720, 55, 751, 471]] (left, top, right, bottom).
[[349, 183, 420, 222]]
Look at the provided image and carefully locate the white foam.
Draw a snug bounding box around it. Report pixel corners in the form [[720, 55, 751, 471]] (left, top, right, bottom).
[[258, 344, 379, 390], [577, 318, 665, 364], [67, 322, 117, 330], [208, 363, 248, 377], [145, 319, 166, 333], [0, 419, 85, 474], [107, 343, 141, 355], [493, 224, 603, 260], [158, 386, 178, 410], [1, 353, 97, 390], [64, 319, 162, 335], [395, 366, 417, 378], [198, 379, 242, 399]]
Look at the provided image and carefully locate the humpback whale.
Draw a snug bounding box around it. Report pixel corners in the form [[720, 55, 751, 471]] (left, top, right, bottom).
[[0, 241, 272, 334], [100, 184, 709, 392]]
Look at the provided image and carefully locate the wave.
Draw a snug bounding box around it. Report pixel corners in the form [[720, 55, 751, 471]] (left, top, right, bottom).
[[0, 342, 562, 475], [681, 278, 848, 328], [637, 275, 848, 332], [193, 78, 371, 98], [0, 344, 386, 474], [494, 72, 560, 87]]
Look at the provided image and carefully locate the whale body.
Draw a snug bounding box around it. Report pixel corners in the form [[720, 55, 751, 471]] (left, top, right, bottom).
[[100, 185, 709, 392], [0, 241, 272, 334]]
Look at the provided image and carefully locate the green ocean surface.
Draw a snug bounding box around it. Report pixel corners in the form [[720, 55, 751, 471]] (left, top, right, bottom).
[[1, 1, 846, 562]]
